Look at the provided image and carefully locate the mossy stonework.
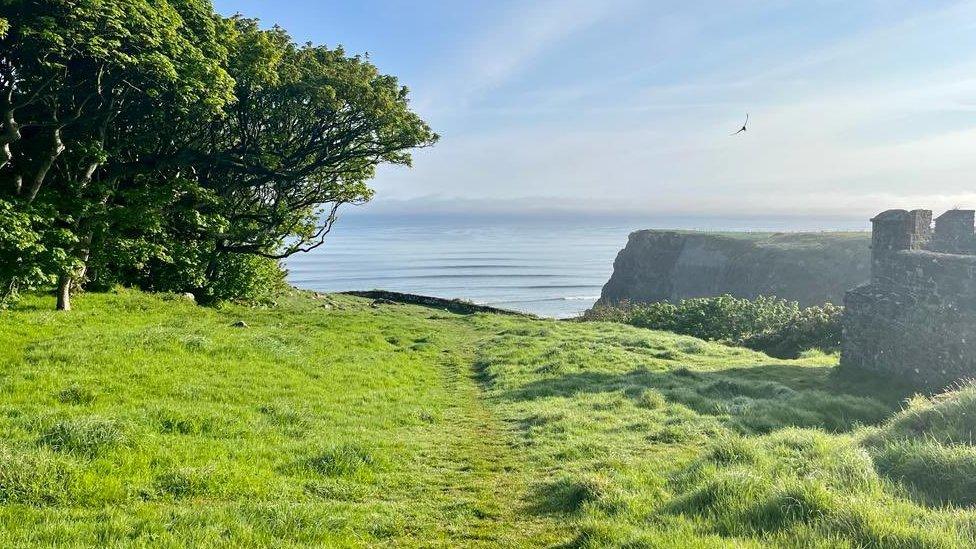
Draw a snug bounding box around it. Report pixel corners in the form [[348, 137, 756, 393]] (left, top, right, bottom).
[[842, 209, 976, 387]]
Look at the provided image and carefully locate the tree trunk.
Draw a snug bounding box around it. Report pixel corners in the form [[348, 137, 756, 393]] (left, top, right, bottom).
[[27, 127, 64, 203], [56, 274, 71, 311], [0, 89, 21, 175]]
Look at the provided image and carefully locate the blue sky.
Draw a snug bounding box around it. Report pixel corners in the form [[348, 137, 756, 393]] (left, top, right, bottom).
[[213, 1, 976, 218]]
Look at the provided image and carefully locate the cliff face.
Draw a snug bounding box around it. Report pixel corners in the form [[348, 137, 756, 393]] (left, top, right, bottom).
[[600, 230, 871, 307]]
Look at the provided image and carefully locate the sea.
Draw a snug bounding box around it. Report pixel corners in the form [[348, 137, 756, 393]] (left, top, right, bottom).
[[286, 213, 867, 318]]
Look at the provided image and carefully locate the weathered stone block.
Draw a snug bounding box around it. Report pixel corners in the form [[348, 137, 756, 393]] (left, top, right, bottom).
[[933, 210, 976, 253]]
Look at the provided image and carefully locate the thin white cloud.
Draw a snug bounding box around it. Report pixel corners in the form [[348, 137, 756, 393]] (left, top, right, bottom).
[[416, 0, 634, 113], [375, 1, 976, 219]]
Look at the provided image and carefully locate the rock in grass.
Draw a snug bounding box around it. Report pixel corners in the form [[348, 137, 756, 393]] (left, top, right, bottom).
[[181, 292, 196, 303]]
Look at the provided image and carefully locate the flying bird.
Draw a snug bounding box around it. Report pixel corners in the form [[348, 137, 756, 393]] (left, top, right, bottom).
[[731, 114, 749, 135]]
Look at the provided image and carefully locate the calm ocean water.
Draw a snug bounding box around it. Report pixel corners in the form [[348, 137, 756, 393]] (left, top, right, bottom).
[[286, 214, 867, 318]]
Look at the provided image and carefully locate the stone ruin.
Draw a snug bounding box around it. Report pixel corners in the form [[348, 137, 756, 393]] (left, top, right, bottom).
[[842, 209, 976, 387]]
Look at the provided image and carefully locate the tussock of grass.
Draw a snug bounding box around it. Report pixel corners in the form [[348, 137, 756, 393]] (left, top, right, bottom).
[[858, 382, 976, 508], [39, 416, 126, 457], [306, 443, 377, 477], [148, 406, 228, 437], [303, 478, 370, 502], [0, 446, 76, 505], [872, 439, 976, 507], [154, 466, 220, 498], [258, 403, 310, 437], [57, 384, 96, 405], [867, 385, 976, 445], [533, 474, 616, 514], [592, 426, 970, 547], [635, 389, 666, 409]]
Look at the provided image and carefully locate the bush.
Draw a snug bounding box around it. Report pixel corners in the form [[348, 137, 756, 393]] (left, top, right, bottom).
[[586, 295, 799, 343], [583, 296, 843, 359], [0, 200, 74, 307], [206, 253, 288, 304], [743, 303, 843, 359], [94, 245, 288, 305]]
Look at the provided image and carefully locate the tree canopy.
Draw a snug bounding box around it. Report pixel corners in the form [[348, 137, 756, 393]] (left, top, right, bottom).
[[0, 1, 436, 309]]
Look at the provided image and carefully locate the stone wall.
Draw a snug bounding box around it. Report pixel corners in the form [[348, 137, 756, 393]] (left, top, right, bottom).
[[841, 209, 976, 387]]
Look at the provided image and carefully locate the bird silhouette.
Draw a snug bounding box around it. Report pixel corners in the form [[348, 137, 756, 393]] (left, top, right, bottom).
[[731, 114, 749, 135]]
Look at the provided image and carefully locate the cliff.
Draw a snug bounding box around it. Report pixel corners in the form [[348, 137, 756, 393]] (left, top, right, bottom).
[[600, 230, 870, 307]]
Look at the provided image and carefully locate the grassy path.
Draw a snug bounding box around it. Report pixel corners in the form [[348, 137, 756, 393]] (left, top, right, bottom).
[[424, 325, 566, 547]]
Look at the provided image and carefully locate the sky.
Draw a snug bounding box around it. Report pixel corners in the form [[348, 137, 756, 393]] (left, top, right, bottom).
[[212, 0, 976, 220]]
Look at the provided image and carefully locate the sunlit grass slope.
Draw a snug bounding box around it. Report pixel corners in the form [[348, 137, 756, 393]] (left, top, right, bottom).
[[0, 290, 557, 547], [1, 289, 974, 547], [472, 319, 976, 548]]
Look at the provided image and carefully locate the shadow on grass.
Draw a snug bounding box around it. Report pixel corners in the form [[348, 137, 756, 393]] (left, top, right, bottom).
[[9, 301, 55, 312], [502, 364, 916, 435]]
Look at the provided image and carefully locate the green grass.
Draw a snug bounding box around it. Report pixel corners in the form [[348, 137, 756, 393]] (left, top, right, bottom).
[[634, 229, 869, 250], [0, 288, 973, 547]]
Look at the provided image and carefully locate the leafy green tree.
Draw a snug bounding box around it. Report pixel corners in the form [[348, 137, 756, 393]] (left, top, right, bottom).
[[89, 17, 438, 302], [191, 18, 438, 269], [0, 4, 435, 309], [0, 0, 234, 309]]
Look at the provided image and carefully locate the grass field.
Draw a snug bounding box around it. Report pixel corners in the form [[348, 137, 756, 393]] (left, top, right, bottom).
[[1, 289, 974, 547]]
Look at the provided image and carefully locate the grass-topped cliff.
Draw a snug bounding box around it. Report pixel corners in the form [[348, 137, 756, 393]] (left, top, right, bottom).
[[601, 230, 871, 307], [1, 289, 974, 547]]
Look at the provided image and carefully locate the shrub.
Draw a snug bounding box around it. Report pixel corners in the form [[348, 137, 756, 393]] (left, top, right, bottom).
[[93, 245, 288, 305], [586, 295, 798, 343], [584, 296, 843, 358], [578, 300, 636, 323], [0, 201, 73, 308], [206, 253, 288, 304], [743, 303, 843, 358]]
